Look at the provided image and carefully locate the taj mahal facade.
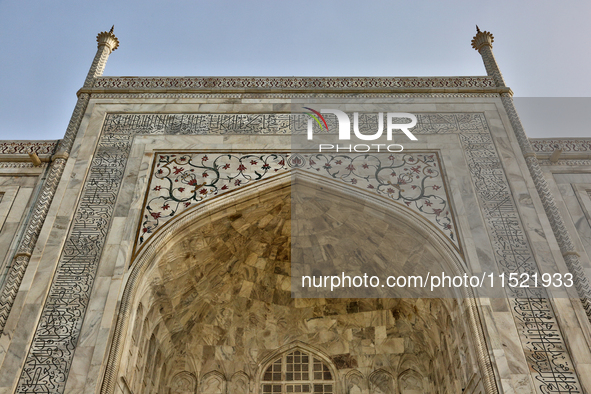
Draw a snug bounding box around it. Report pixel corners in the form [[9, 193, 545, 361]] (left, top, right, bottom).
[[0, 27, 590, 394]]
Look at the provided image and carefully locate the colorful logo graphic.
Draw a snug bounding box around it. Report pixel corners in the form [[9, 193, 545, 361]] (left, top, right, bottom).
[[303, 107, 418, 142], [304, 107, 329, 133]]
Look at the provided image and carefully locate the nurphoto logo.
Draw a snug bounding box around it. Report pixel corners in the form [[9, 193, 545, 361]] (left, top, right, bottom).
[[303, 107, 418, 152]]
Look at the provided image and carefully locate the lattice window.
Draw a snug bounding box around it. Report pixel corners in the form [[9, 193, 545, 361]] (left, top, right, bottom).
[[261, 350, 334, 393]]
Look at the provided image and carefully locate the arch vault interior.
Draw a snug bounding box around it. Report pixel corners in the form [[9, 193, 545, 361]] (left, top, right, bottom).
[[113, 182, 486, 394]]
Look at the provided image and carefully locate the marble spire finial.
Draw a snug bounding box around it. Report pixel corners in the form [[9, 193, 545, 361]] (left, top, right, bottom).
[[96, 26, 119, 52], [83, 27, 119, 88], [471, 26, 494, 51]]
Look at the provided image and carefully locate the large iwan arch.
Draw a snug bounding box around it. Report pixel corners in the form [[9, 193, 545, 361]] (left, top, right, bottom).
[[101, 172, 496, 394]]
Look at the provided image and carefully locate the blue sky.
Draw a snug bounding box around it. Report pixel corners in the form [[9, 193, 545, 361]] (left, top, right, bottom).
[[1, 0, 590, 140]]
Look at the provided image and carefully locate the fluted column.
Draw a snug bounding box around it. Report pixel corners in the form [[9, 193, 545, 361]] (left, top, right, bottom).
[[472, 27, 591, 320], [0, 28, 119, 333]]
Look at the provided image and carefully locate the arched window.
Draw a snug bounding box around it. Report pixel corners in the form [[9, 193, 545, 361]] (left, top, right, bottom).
[[261, 350, 334, 393]]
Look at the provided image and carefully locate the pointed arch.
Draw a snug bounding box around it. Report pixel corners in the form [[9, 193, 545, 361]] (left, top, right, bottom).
[[229, 371, 250, 394], [170, 371, 197, 394], [397, 369, 424, 394], [397, 354, 427, 380], [345, 370, 366, 394], [368, 369, 393, 394], [99, 171, 498, 394], [200, 371, 226, 394]]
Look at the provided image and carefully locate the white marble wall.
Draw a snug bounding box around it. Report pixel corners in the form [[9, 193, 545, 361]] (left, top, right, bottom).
[[0, 95, 589, 393]]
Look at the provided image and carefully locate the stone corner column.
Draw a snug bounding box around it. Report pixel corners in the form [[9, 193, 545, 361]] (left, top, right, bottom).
[[0, 28, 120, 336], [471, 26, 506, 88], [471, 27, 591, 322], [82, 26, 120, 89]]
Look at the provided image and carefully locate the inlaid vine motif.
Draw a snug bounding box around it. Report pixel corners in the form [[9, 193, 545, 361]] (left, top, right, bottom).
[[138, 152, 456, 254]]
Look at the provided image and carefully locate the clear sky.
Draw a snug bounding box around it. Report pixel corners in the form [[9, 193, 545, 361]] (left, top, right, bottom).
[[1, 0, 590, 140]]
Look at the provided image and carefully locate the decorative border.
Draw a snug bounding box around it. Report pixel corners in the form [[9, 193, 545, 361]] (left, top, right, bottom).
[[15, 110, 582, 393], [93, 76, 496, 90], [0, 141, 58, 155], [531, 139, 591, 153], [16, 133, 131, 393], [101, 112, 487, 137], [0, 162, 37, 169], [461, 131, 581, 392], [539, 159, 591, 166], [91, 92, 502, 100]]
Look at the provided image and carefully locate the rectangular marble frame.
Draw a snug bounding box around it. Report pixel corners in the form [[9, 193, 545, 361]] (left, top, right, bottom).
[[1, 95, 590, 394]]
